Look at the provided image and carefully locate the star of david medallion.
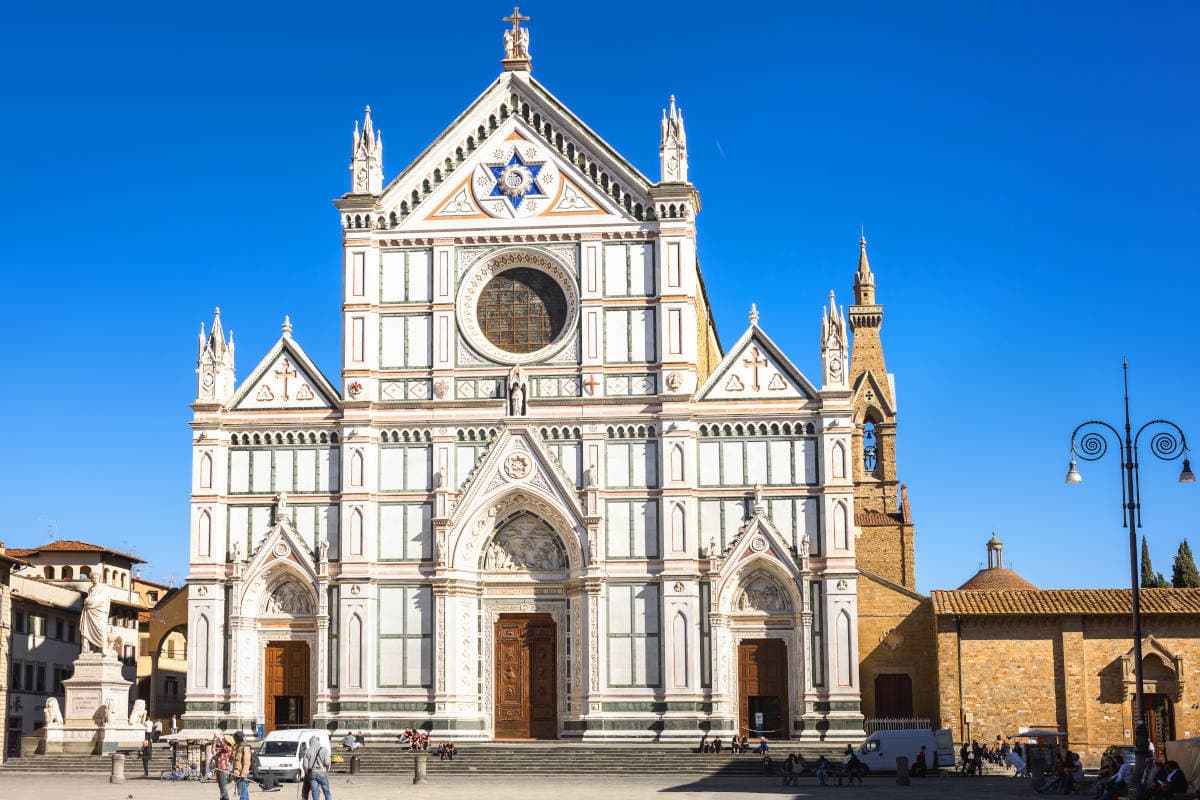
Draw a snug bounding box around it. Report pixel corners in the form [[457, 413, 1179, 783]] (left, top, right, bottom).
[[472, 141, 558, 219]]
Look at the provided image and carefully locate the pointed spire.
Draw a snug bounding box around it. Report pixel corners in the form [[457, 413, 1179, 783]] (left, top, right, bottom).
[[659, 94, 689, 183], [853, 233, 876, 306], [350, 105, 384, 194], [282, 315, 292, 337], [748, 303, 759, 325]]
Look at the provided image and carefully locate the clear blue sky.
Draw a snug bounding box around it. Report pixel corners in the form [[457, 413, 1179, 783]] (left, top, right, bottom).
[[1, 1, 1197, 591]]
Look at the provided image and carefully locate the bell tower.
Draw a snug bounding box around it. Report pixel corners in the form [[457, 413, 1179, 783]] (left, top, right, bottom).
[[847, 236, 915, 588]]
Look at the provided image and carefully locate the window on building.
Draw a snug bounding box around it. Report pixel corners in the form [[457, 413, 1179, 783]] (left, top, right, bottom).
[[68, 621, 78, 643], [164, 677, 179, 697], [79, 567, 91, 578], [863, 420, 879, 476], [61, 566, 73, 579], [36, 665, 46, 693], [11, 662, 21, 690], [477, 268, 568, 354], [377, 585, 432, 688], [14, 609, 27, 634], [43, 566, 55, 579], [606, 583, 661, 688], [25, 664, 35, 692], [55, 618, 65, 641]]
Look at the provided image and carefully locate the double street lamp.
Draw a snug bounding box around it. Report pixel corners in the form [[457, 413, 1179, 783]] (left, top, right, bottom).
[[1064, 360, 1193, 787]]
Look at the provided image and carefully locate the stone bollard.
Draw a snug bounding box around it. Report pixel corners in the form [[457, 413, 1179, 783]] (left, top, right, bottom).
[[110, 752, 126, 784], [895, 756, 910, 785], [413, 751, 429, 784]]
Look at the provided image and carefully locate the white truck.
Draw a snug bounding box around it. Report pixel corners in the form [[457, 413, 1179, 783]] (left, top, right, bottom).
[[256, 728, 331, 782], [856, 728, 956, 773]]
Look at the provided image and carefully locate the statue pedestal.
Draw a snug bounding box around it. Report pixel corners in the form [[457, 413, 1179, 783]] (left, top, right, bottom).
[[49, 653, 142, 754]]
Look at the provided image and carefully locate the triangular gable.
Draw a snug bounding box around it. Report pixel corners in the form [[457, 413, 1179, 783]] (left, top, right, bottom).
[[238, 508, 320, 608], [851, 369, 895, 417], [379, 72, 652, 226], [448, 423, 585, 529], [696, 323, 818, 401], [229, 335, 340, 412], [405, 118, 633, 228], [713, 505, 806, 612]]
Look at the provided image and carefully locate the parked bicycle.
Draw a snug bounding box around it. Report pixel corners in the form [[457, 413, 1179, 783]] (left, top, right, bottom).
[[160, 762, 203, 782]]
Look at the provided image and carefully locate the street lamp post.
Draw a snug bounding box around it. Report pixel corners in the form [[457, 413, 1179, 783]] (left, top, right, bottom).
[[1065, 361, 1194, 791]]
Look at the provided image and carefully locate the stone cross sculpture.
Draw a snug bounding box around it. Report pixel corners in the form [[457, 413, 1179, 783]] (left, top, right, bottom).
[[79, 574, 112, 656]]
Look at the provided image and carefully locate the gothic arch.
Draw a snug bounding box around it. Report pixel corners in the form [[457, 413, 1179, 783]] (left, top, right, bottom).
[[350, 449, 364, 487], [348, 507, 364, 556], [716, 555, 802, 616], [260, 573, 317, 617], [197, 509, 212, 558], [672, 611, 689, 687], [449, 488, 585, 573], [194, 614, 210, 689], [347, 613, 364, 689], [199, 452, 213, 489], [832, 440, 848, 479], [670, 503, 686, 552], [833, 501, 850, 550], [478, 511, 569, 573], [835, 608, 854, 687], [670, 443, 685, 482]]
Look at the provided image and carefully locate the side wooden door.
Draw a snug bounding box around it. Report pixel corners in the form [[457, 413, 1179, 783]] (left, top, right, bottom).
[[494, 615, 557, 739]]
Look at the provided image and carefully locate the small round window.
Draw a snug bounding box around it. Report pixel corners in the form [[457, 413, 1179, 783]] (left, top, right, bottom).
[[475, 267, 569, 354]]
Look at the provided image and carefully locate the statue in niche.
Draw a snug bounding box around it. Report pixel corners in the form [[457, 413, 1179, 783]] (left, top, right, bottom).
[[317, 533, 329, 563], [43, 698, 63, 727], [736, 574, 792, 613], [265, 581, 313, 616], [799, 533, 810, 558], [275, 491, 290, 522], [482, 514, 567, 571], [507, 365, 527, 416], [230, 538, 241, 564]]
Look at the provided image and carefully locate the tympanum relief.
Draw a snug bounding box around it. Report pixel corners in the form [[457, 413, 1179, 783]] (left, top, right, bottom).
[[481, 513, 568, 571]]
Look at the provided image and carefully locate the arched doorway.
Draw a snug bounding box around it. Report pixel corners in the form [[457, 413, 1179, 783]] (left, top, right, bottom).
[[477, 508, 571, 740], [258, 578, 318, 733]]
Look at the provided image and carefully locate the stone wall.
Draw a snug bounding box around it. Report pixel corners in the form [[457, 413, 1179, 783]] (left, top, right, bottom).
[[935, 613, 1200, 764], [855, 521, 914, 589], [857, 573, 937, 720]]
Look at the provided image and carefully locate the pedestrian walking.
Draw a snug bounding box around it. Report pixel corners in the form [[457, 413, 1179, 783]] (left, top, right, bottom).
[[305, 734, 332, 800], [138, 737, 152, 777], [170, 714, 179, 736], [231, 731, 252, 800], [211, 734, 233, 800]]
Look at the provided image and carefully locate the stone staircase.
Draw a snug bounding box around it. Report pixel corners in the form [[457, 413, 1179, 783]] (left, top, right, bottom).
[[2, 742, 851, 777]]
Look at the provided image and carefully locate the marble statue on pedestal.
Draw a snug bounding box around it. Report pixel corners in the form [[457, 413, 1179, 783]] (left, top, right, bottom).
[[79, 575, 111, 656]]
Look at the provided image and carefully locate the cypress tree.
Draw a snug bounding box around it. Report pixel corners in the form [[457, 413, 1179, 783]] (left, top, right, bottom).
[[1141, 537, 1157, 588], [1171, 539, 1200, 589]]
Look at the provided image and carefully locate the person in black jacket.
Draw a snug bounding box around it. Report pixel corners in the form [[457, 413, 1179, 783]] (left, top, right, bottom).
[[138, 737, 152, 777], [1149, 761, 1189, 798]]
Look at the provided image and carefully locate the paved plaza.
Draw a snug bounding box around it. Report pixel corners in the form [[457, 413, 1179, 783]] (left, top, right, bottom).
[[0, 773, 1042, 799]]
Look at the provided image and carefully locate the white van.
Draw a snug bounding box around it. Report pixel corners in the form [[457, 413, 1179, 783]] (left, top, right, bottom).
[[857, 729, 956, 773], [257, 729, 331, 782]]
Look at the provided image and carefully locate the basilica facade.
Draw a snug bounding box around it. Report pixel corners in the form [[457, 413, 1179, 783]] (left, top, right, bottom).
[[184, 15, 900, 741]]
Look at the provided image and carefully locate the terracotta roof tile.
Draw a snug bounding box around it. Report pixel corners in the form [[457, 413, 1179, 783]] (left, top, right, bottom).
[[931, 588, 1200, 616], [957, 567, 1038, 591], [855, 511, 905, 526], [7, 539, 145, 563]]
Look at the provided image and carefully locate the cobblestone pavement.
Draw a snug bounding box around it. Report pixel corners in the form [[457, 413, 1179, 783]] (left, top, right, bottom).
[[0, 772, 1041, 799]]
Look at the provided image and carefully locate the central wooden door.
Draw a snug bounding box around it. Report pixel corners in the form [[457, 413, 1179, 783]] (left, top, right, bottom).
[[738, 638, 790, 740], [1143, 694, 1175, 758], [494, 614, 557, 739], [264, 641, 309, 733]]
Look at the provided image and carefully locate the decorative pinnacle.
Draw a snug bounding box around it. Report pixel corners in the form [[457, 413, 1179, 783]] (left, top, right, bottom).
[[749, 303, 759, 325], [213, 306, 221, 318], [282, 315, 292, 336]]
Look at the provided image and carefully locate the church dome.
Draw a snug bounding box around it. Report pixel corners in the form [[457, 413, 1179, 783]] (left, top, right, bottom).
[[956, 531, 1037, 590], [957, 567, 1037, 591]]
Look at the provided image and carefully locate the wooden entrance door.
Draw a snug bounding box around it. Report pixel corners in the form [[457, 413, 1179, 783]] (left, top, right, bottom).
[[264, 641, 309, 733], [738, 638, 790, 740], [494, 615, 557, 739], [874, 673, 914, 717], [1143, 694, 1175, 758]]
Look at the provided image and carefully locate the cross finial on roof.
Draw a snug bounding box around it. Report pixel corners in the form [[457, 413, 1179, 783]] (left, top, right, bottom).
[[749, 303, 759, 325], [502, 7, 532, 68]]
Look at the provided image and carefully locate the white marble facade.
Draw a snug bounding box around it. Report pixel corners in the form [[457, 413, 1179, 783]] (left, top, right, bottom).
[[185, 16, 863, 741]]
